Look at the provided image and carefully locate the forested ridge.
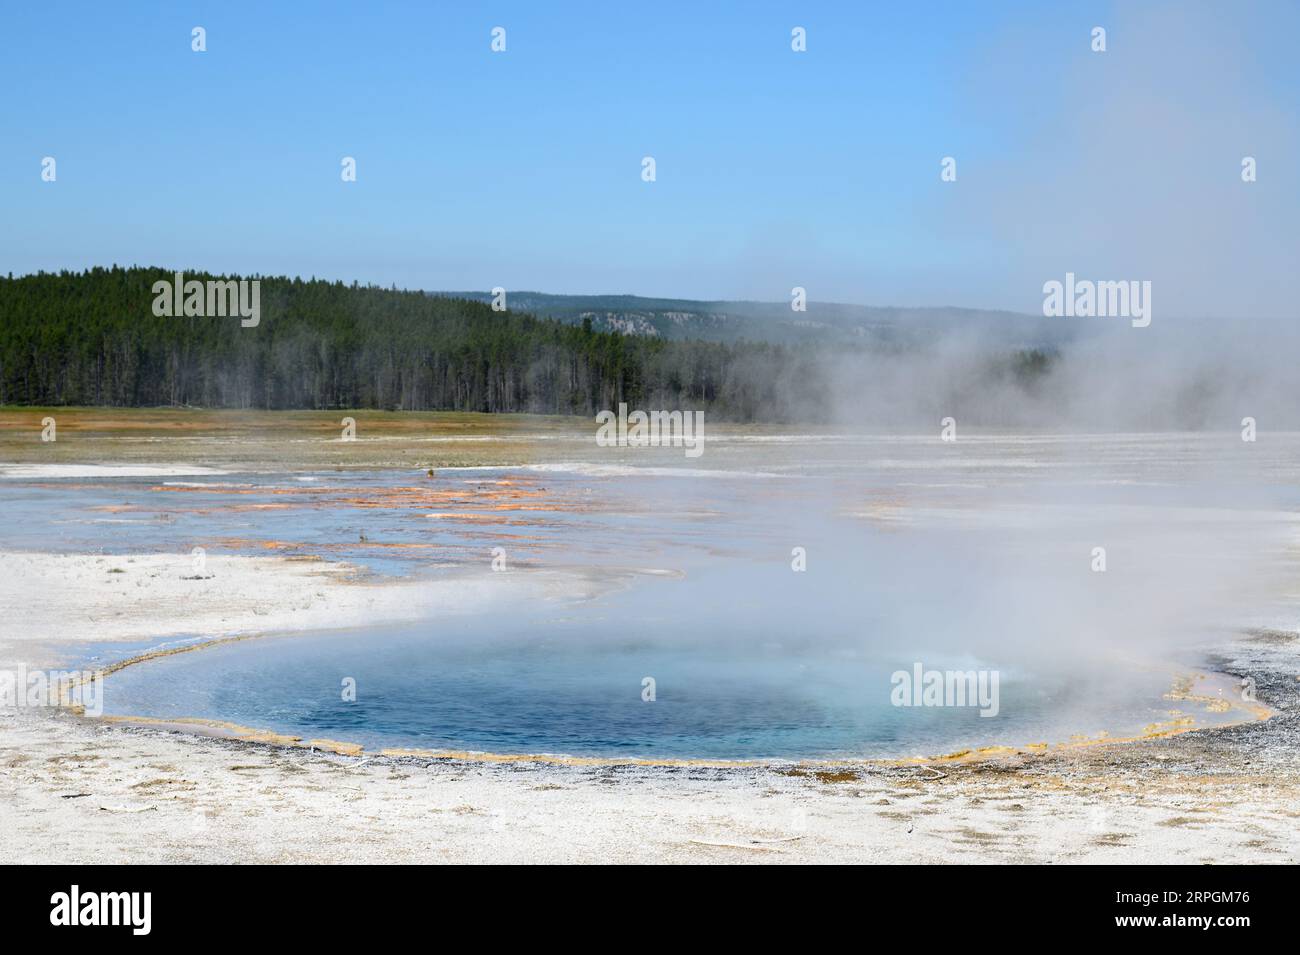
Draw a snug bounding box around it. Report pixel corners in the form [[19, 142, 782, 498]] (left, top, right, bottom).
[[0, 266, 839, 420], [1, 267, 1060, 422]]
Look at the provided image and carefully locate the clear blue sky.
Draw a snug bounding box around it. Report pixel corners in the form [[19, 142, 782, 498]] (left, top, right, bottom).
[[3, 1, 1296, 316]]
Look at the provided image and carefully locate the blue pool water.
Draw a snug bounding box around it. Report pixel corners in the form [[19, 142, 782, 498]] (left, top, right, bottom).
[[88, 565, 1202, 760]]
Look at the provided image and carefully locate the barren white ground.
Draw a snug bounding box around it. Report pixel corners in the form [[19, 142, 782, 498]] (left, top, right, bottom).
[[2, 550, 1296, 864]]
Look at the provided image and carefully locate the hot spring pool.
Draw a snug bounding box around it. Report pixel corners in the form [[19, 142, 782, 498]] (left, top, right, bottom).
[[86, 588, 1227, 761]]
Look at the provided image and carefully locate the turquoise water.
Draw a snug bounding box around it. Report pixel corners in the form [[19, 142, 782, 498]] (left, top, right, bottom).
[[91, 618, 1085, 760], [88, 562, 1199, 760]]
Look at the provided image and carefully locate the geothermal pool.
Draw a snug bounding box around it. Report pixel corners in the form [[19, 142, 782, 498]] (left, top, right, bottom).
[[86, 596, 1240, 760]]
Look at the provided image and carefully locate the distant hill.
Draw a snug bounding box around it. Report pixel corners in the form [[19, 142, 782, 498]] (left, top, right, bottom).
[[0, 268, 1060, 423], [430, 291, 1076, 349], [0, 267, 843, 419]]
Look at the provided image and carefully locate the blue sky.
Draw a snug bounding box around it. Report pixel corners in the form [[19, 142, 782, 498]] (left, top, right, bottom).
[[2, 1, 1296, 316]]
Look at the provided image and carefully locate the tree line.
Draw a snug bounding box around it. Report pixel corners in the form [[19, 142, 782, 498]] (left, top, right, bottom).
[[0, 267, 1060, 422], [0, 266, 838, 420]]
